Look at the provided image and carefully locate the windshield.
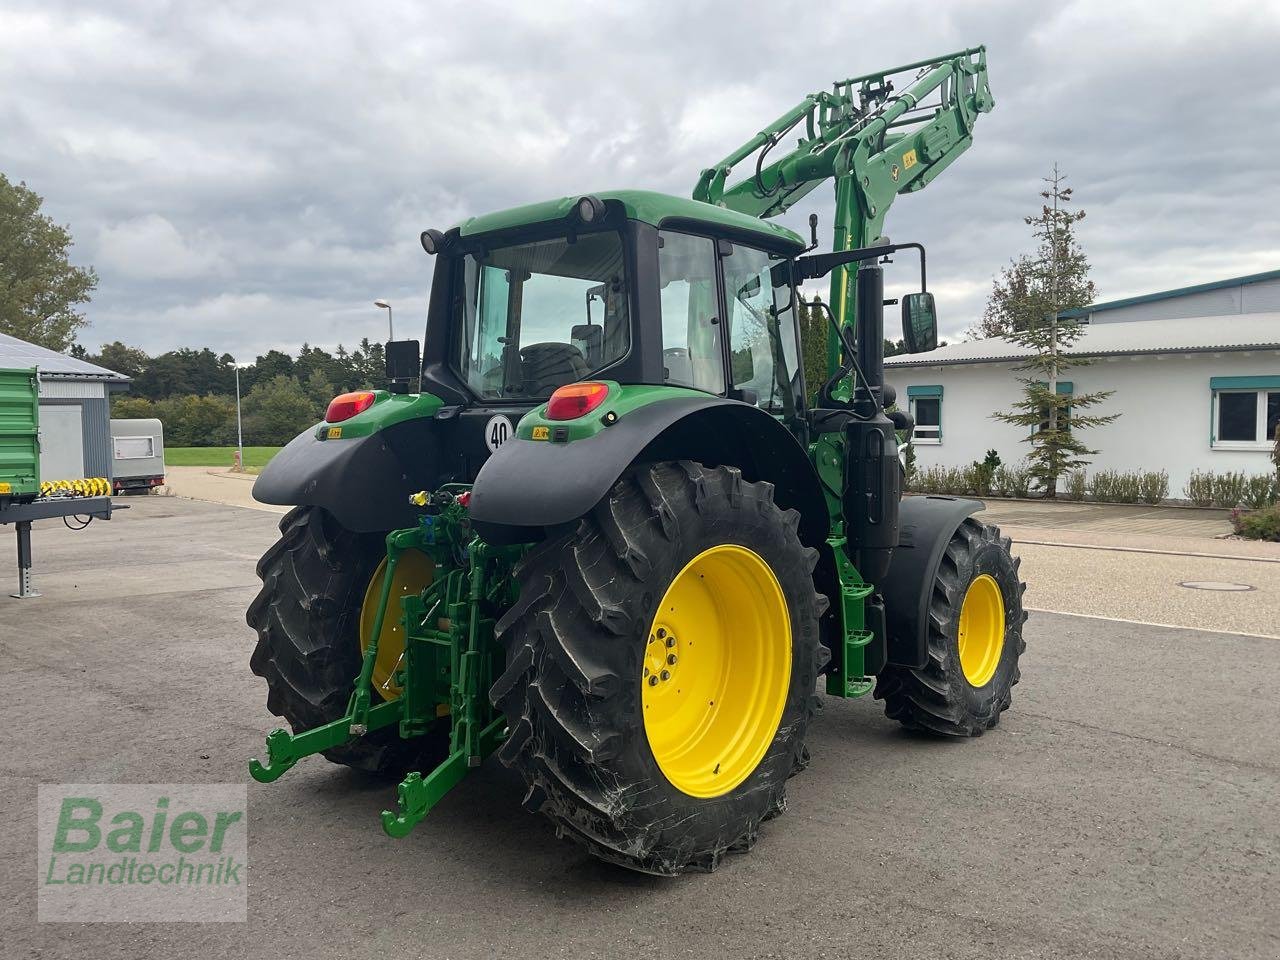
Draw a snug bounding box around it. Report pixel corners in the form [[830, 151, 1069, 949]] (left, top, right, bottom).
[[451, 231, 630, 399]]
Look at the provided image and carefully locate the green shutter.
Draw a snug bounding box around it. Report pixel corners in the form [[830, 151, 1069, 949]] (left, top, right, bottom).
[[907, 384, 943, 398], [1209, 376, 1280, 391], [1033, 380, 1073, 394]]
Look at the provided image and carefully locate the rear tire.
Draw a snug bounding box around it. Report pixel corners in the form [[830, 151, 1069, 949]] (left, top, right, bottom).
[[247, 506, 447, 776], [491, 461, 829, 875], [874, 517, 1026, 736]]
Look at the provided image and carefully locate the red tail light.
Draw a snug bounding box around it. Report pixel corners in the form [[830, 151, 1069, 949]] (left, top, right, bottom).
[[326, 391, 376, 423], [546, 382, 609, 421]]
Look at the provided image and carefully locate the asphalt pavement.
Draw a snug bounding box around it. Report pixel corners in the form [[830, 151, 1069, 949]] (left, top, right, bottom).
[[1, 498, 1277, 959]]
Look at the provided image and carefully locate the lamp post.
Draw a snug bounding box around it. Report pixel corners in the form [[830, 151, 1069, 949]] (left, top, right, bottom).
[[374, 299, 394, 340], [234, 364, 244, 472]]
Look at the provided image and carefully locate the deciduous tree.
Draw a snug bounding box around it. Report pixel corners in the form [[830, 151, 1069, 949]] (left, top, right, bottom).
[[0, 174, 98, 350]]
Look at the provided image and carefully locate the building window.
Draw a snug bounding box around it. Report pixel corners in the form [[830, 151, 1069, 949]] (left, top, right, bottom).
[[908, 385, 942, 444], [1210, 377, 1280, 449]]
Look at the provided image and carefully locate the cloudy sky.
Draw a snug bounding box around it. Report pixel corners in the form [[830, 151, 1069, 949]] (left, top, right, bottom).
[[2, 0, 1278, 357]]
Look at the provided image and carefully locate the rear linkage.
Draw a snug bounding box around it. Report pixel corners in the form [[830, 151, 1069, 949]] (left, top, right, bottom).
[[248, 487, 521, 837]]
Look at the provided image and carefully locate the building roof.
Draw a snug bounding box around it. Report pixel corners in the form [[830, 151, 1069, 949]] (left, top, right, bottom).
[[1060, 269, 1280, 319], [453, 189, 806, 250], [885, 313, 1280, 368], [0, 332, 130, 381]]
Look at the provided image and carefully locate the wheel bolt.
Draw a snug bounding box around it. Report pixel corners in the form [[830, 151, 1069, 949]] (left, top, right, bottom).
[[657, 628, 666, 639], [648, 675, 659, 686], [660, 670, 671, 681], [644, 666, 649, 677], [667, 654, 677, 665], [665, 637, 676, 648]]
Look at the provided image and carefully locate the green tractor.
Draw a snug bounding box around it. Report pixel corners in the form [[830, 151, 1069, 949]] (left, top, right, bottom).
[[247, 47, 1025, 874]]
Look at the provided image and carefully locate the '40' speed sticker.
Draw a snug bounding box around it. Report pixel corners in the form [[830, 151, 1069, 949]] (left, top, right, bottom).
[[484, 414, 512, 453]]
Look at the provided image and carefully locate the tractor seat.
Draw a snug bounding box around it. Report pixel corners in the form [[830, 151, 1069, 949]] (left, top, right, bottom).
[[519, 342, 590, 394]]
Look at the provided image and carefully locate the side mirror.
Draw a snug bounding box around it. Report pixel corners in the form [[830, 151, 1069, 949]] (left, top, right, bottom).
[[385, 339, 421, 385], [901, 293, 938, 353]]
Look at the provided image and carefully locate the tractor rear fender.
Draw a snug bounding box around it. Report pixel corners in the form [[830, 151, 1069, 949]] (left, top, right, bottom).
[[879, 495, 984, 669], [253, 418, 440, 533], [469, 396, 829, 551]]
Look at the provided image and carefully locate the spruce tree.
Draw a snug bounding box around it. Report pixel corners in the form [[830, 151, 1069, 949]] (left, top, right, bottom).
[[989, 166, 1118, 498]]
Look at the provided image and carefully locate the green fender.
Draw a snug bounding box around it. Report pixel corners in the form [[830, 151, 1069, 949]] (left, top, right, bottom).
[[468, 385, 828, 550]]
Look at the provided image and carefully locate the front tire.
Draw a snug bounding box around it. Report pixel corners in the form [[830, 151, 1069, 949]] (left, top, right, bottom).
[[874, 517, 1026, 736], [491, 461, 829, 875]]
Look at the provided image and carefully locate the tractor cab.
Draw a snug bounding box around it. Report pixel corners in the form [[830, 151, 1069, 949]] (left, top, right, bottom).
[[404, 190, 936, 465], [410, 191, 813, 430]]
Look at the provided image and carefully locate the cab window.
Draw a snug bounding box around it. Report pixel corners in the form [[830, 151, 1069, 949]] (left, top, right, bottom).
[[657, 231, 724, 394], [722, 243, 800, 416], [452, 231, 629, 399]]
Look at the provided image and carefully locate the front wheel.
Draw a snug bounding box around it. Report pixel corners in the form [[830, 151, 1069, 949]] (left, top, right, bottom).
[[490, 461, 829, 875], [874, 517, 1026, 736]]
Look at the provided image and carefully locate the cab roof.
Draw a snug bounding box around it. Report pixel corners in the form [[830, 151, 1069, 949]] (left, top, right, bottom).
[[452, 189, 805, 251]]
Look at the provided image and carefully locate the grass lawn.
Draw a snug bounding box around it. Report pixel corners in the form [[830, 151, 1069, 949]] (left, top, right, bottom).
[[166, 446, 281, 469]]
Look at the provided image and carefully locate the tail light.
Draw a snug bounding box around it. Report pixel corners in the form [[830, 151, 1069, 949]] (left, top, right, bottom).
[[546, 382, 609, 421], [326, 391, 376, 423]]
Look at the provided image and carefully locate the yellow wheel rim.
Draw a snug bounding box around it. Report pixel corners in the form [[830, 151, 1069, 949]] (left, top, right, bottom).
[[642, 545, 791, 799], [359, 551, 434, 700], [957, 573, 1005, 687]]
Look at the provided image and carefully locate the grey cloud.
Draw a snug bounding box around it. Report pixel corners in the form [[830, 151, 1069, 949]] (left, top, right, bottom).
[[1, 0, 1276, 356]]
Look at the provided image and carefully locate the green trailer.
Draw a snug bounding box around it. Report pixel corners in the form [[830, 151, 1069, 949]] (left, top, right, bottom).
[[0, 367, 39, 506]]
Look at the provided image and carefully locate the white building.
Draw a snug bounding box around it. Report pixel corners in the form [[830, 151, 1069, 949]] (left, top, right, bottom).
[[884, 271, 1280, 497]]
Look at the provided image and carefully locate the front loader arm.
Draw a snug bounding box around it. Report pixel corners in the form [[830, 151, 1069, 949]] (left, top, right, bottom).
[[693, 47, 993, 373]]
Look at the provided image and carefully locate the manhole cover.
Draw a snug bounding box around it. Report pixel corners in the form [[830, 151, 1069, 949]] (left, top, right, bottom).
[[1178, 580, 1255, 592]]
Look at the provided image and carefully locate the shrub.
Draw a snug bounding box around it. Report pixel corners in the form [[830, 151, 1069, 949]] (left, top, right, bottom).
[[1115, 472, 1142, 503], [1090, 469, 1118, 502], [1211, 471, 1248, 508], [1090, 470, 1144, 504], [911, 465, 944, 494], [1064, 470, 1087, 501], [964, 465, 986, 497], [1138, 470, 1169, 505], [967, 449, 1002, 497], [1231, 503, 1280, 541], [993, 463, 1032, 499], [1184, 470, 1215, 507], [1242, 474, 1278, 509]]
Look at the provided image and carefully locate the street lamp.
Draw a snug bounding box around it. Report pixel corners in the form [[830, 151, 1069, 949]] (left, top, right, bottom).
[[234, 363, 245, 472], [374, 299, 393, 340]]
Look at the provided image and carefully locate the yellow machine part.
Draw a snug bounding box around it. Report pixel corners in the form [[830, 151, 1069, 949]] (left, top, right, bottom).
[[957, 573, 1005, 687], [39, 477, 111, 498], [358, 550, 436, 700], [642, 544, 792, 799]]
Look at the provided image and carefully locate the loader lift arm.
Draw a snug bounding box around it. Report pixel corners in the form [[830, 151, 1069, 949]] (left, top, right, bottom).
[[693, 47, 993, 373]]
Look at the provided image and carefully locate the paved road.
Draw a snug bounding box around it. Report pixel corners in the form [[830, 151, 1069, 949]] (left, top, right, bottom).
[[1, 499, 1277, 959], [162, 465, 288, 514]]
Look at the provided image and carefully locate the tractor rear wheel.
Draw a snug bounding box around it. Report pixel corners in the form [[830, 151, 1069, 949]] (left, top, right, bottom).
[[491, 461, 829, 875], [247, 506, 447, 776], [874, 517, 1026, 736]]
